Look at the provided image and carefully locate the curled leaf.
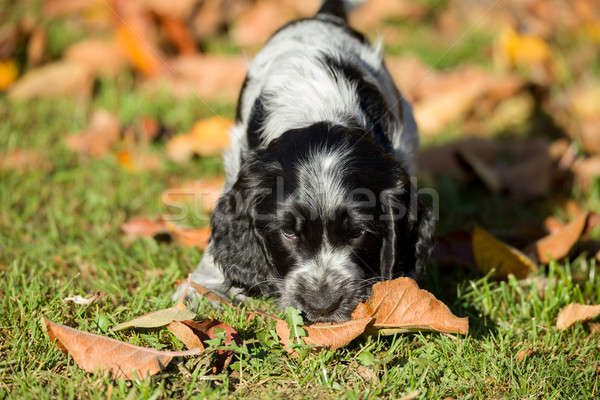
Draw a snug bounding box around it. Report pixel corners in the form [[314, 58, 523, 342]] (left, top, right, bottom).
[[556, 303, 600, 330], [533, 212, 588, 263], [472, 225, 537, 279], [276, 317, 373, 353], [44, 318, 200, 379], [167, 321, 205, 351], [351, 277, 468, 335]]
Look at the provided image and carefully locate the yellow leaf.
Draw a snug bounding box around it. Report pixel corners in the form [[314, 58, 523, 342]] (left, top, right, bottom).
[[472, 225, 537, 279], [0, 60, 18, 90], [499, 27, 551, 65]]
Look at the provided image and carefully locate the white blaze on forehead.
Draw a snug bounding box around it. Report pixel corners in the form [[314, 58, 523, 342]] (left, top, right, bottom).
[[295, 144, 353, 214]]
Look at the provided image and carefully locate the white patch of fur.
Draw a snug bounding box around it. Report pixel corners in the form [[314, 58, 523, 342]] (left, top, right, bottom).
[[295, 143, 353, 215]]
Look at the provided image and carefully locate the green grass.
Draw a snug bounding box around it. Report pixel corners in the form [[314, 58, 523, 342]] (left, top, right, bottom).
[[1, 82, 600, 399]]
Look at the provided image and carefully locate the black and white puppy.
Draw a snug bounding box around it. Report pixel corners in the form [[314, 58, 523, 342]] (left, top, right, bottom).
[[174, 0, 435, 322]]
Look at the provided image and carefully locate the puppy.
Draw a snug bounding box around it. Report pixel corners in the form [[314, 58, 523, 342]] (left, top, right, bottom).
[[174, 0, 435, 322]]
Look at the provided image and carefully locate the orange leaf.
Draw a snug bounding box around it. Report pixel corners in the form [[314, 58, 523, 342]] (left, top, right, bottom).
[[167, 321, 205, 350], [161, 16, 197, 55], [276, 317, 373, 353], [116, 24, 161, 77], [533, 212, 588, 264], [472, 225, 537, 279], [351, 277, 468, 335], [0, 60, 18, 90], [44, 317, 200, 379], [556, 304, 600, 330], [166, 117, 233, 163]]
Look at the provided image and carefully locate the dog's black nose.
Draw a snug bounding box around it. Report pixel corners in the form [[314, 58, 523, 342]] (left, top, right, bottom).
[[302, 292, 343, 318]]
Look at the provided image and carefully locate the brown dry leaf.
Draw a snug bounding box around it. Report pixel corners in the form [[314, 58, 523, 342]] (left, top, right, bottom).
[[191, 0, 226, 39], [44, 317, 200, 379], [276, 317, 373, 353], [182, 319, 240, 372], [161, 177, 225, 212], [556, 303, 600, 330], [533, 213, 588, 264], [144, 55, 246, 102], [112, 301, 196, 331], [166, 117, 232, 163], [8, 61, 92, 100], [65, 38, 126, 77], [65, 109, 120, 157], [231, 0, 297, 50], [167, 321, 205, 350], [351, 277, 469, 335], [0, 149, 52, 173], [472, 226, 537, 279]]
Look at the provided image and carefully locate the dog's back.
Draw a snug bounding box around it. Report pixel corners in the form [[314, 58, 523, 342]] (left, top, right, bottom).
[[224, 0, 419, 189]]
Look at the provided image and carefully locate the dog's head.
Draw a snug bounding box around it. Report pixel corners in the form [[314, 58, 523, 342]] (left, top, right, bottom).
[[210, 123, 435, 322]]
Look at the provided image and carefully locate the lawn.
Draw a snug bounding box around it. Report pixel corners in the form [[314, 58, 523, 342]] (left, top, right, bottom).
[[2, 0, 600, 399]]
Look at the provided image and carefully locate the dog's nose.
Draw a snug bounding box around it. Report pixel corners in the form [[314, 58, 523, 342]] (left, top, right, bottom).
[[303, 292, 343, 317]]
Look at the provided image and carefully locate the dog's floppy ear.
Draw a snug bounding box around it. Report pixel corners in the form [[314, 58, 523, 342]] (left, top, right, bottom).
[[379, 178, 436, 280], [210, 154, 280, 295]]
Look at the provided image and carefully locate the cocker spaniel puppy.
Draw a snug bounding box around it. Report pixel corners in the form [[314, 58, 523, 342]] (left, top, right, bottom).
[[174, 0, 436, 322]]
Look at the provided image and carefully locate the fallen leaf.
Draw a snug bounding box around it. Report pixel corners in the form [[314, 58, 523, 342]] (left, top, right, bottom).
[[472, 226, 537, 279], [65, 109, 120, 157], [276, 317, 373, 353], [516, 349, 532, 361], [161, 177, 225, 212], [167, 321, 205, 350], [113, 0, 163, 77], [356, 365, 379, 383], [181, 319, 240, 372], [121, 217, 210, 249], [121, 217, 169, 238], [351, 277, 469, 335], [0, 59, 18, 90], [543, 216, 565, 234], [112, 303, 196, 331], [9, 61, 92, 100], [161, 16, 197, 55], [65, 38, 126, 77], [532, 212, 588, 263], [190, 0, 226, 39], [44, 317, 200, 379], [0, 149, 51, 173], [166, 117, 232, 163], [498, 27, 552, 65], [556, 303, 600, 330]]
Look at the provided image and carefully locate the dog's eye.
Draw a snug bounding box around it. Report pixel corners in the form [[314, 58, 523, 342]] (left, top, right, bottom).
[[350, 229, 366, 239], [281, 229, 298, 240]]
